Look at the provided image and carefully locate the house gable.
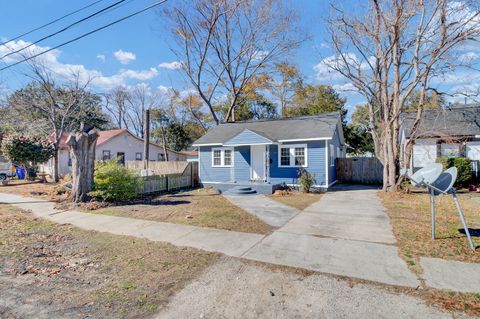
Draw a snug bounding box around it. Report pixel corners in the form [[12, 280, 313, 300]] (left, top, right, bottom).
[[223, 129, 273, 146]]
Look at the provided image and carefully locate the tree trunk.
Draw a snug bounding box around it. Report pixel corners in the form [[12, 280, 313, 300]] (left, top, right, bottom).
[[67, 127, 99, 203], [160, 126, 169, 161], [53, 147, 59, 182], [143, 110, 150, 169]]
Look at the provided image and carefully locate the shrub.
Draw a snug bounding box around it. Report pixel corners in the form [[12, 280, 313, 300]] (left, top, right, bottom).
[[453, 157, 472, 187], [436, 156, 472, 187], [436, 156, 453, 170], [298, 168, 316, 193], [89, 160, 139, 201]]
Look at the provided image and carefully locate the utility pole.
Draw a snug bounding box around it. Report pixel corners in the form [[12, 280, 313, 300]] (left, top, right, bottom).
[[143, 109, 150, 170]]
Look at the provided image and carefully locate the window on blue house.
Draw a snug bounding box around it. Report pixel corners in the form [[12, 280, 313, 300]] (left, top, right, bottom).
[[212, 148, 233, 167], [281, 148, 290, 166], [224, 150, 232, 166], [213, 150, 222, 166], [294, 147, 305, 166], [279, 144, 307, 167]]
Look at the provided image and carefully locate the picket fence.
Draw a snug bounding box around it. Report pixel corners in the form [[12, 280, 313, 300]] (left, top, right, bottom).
[[131, 161, 199, 195]]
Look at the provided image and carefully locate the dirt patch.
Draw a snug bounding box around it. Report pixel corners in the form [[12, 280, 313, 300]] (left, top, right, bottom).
[[0, 204, 218, 319], [0, 180, 67, 202], [88, 188, 274, 235], [267, 190, 323, 210], [157, 257, 474, 318]]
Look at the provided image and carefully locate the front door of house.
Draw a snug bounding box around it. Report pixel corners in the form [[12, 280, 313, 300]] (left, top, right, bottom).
[[251, 145, 265, 181]]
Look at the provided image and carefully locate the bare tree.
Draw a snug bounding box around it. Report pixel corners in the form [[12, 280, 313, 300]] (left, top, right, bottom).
[[269, 62, 303, 117], [104, 86, 129, 129], [125, 85, 162, 138], [325, 0, 480, 191], [104, 85, 165, 138], [9, 61, 92, 182], [164, 0, 304, 124]]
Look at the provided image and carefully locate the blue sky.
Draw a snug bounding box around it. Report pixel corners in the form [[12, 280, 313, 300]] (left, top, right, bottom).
[[0, 0, 478, 119]]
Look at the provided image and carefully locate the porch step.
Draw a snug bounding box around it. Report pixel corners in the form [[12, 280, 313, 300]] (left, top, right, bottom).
[[223, 186, 257, 196]]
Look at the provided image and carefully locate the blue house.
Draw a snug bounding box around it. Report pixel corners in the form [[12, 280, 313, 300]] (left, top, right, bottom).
[[192, 113, 346, 194]]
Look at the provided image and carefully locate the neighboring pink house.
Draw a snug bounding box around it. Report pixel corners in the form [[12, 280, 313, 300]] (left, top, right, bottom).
[[41, 129, 186, 177]]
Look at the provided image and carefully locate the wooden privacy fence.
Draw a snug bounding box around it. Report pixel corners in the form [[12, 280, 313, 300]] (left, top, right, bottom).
[[126, 160, 189, 175], [132, 161, 199, 195], [336, 157, 383, 185]]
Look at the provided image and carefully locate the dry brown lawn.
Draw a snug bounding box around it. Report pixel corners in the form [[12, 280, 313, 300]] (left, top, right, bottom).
[[381, 191, 480, 268], [0, 180, 61, 199], [0, 204, 218, 318], [268, 190, 323, 210], [89, 188, 274, 235], [381, 191, 480, 315]]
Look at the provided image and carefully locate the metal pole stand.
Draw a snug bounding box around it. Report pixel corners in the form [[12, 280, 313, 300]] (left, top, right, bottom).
[[451, 189, 475, 250], [430, 188, 435, 240]]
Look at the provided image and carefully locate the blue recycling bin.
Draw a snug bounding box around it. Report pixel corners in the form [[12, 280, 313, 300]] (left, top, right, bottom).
[[16, 167, 26, 180]]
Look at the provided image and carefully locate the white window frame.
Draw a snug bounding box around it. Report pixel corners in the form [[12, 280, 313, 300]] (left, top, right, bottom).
[[329, 144, 335, 166], [278, 144, 308, 168], [211, 147, 234, 167], [135, 152, 143, 161]]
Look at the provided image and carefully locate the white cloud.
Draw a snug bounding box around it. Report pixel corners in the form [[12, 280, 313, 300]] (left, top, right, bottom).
[[252, 50, 269, 61], [458, 51, 479, 63], [314, 53, 377, 81], [158, 61, 182, 70], [0, 40, 159, 90], [96, 54, 106, 62], [332, 82, 357, 92], [113, 49, 136, 65]]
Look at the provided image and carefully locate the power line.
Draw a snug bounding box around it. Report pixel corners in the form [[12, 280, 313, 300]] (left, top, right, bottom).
[[0, 0, 128, 61], [0, 0, 106, 48], [0, 0, 168, 72]]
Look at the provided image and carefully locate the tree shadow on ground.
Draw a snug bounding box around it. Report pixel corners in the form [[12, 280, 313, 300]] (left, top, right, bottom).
[[112, 199, 191, 207]]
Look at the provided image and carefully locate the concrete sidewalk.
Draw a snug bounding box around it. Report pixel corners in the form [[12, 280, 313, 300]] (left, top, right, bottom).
[[0, 193, 264, 257], [2, 191, 479, 292], [224, 195, 298, 227]]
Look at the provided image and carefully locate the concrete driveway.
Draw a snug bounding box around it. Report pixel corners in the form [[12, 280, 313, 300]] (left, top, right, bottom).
[[243, 185, 420, 287], [279, 184, 396, 244]]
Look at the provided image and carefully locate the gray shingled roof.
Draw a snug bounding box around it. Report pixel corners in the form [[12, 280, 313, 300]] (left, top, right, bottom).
[[401, 105, 480, 138], [193, 113, 341, 145]]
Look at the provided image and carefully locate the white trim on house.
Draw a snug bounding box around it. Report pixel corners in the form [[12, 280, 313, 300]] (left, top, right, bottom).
[[325, 140, 329, 186], [278, 137, 332, 143], [193, 143, 223, 147], [277, 143, 308, 168], [211, 147, 234, 167], [223, 142, 275, 147], [328, 180, 338, 187], [329, 143, 335, 167], [198, 146, 201, 178]]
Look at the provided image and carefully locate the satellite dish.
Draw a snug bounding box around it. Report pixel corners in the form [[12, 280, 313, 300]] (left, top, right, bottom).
[[410, 163, 443, 187], [404, 163, 475, 250], [430, 167, 457, 196]]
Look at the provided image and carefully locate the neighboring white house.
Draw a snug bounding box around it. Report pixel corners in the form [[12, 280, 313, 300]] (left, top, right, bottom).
[[400, 105, 480, 176], [40, 129, 187, 177]]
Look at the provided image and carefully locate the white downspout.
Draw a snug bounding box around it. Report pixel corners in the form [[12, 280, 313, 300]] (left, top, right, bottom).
[[325, 140, 329, 187]]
